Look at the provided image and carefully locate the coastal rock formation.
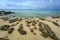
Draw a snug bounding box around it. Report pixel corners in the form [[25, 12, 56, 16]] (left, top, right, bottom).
[[0, 11, 15, 16]]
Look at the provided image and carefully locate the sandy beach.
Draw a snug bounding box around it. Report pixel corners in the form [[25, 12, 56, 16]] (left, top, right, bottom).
[[0, 17, 60, 40]]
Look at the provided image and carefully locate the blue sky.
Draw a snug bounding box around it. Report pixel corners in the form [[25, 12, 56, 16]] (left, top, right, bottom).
[[0, 0, 60, 10]]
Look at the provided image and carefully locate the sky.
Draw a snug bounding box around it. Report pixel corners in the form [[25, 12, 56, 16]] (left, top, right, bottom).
[[0, 0, 60, 10]]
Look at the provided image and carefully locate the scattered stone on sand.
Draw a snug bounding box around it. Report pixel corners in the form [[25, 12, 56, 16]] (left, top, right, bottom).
[[0, 38, 9, 40], [33, 26, 37, 30], [52, 21, 60, 27], [26, 24, 31, 27], [52, 16, 60, 19], [32, 20, 37, 24], [30, 28, 36, 35], [44, 24, 59, 40], [56, 20, 59, 22], [18, 24, 27, 35], [8, 27, 14, 34], [38, 22, 59, 40], [0, 25, 10, 31], [17, 18, 22, 21], [32, 23, 36, 26], [0, 16, 9, 21], [18, 29, 27, 35], [11, 24, 16, 26], [38, 22, 48, 37], [19, 24, 24, 30], [26, 20, 32, 24], [39, 18, 46, 20], [37, 20, 39, 22], [8, 17, 18, 23]]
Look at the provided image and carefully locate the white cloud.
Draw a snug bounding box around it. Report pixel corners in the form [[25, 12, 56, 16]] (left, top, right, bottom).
[[0, 0, 55, 9]]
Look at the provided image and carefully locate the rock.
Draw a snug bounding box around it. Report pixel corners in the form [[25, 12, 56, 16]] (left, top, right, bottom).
[[52, 21, 60, 27], [18, 24, 27, 35], [26, 20, 32, 24], [0, 16, 9, 21], [33, 26, 37, 30], [8, 17, 18, 23], [19, 24, 24, 30], [8, 27, 14, 34], [27, 24, 30, 27], [17, 18, 22, 21], [0, 11, 15, 16], [32, 20, 37, 24], [30, 28, 34, 32], [30, 28, 36, 35], [0, 38, 9, 40], [0, 25, 10, 31], [52, 16, 60, 19], [18, 29, 27, 35], [39, 18, 46, 20], [38, 22, 49, 37], [45, 24, 59, 40]]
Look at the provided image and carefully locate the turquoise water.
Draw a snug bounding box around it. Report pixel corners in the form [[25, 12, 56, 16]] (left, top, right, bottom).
[[0, 9, 60, 18]]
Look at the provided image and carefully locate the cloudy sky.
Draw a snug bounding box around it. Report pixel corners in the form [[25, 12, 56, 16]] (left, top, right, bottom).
[[0, 0, 60, 10]]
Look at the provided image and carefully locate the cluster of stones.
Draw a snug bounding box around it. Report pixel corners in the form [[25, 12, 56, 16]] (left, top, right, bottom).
[[38, 22, 59, 40], [0, 25, 14, 34]]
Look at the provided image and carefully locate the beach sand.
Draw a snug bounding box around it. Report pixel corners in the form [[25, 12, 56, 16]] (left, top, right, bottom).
[[0, 18, 60, 40]]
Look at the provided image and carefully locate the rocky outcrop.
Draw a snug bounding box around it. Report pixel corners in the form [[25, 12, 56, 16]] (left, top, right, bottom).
[[0, 11, 15, 16]]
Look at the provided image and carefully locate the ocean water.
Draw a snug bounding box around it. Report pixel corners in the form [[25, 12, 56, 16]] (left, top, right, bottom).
[[0, 9, 60, 18]]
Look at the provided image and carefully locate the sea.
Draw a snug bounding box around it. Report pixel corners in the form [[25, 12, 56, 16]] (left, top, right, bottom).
[[0, 9, 60, 18]]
